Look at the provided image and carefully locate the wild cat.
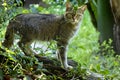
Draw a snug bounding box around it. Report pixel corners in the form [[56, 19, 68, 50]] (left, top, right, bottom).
[[2, 2, 86, 69]]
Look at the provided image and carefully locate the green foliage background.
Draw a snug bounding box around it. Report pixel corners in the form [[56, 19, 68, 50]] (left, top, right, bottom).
[[0, 0, 120, 79]]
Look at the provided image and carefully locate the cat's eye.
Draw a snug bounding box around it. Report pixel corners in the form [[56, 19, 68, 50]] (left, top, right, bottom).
[[66, 13, 73, 19]]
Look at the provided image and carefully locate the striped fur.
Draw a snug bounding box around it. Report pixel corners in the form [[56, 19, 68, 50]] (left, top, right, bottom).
[[2, 4, 86, 69]]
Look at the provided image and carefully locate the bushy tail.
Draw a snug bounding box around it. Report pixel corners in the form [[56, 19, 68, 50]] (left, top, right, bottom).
[[2, 21, 14, 48]]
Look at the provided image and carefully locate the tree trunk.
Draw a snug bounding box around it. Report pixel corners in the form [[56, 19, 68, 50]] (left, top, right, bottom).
[[110, 0, 120, 54], [97, 0, 114, 43]]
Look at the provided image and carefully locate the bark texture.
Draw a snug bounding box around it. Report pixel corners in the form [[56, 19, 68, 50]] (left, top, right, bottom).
[[110, 0, 120, 54]]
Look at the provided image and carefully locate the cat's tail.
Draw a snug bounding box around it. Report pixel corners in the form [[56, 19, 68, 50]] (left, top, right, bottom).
[[2, 21, 15, 48]]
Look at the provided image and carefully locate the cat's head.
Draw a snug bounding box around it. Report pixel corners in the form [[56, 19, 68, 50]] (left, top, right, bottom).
[[65, 2, 87, 22]]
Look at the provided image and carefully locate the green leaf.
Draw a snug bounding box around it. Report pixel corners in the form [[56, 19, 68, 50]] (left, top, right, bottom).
[[96, 64, 101, 71], [100, 70, 109, 75]]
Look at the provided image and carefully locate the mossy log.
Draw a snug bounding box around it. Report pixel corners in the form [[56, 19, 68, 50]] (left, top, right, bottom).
[[0, 48, 104, 80]]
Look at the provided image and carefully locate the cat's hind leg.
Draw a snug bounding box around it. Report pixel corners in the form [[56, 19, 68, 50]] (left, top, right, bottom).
[[18, 37, 36, 56]]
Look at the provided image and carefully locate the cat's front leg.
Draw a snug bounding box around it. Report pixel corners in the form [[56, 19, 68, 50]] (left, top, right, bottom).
[[57, 41, 73, 70]]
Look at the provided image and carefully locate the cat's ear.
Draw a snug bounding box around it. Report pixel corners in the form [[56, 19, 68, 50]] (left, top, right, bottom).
[[66, 1, 72, 11], [79, 5, 87, 12]]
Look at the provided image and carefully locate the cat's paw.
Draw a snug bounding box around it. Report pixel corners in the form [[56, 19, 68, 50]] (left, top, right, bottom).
[[67, 65, 73, 70], [65, 65, 73, 70]]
